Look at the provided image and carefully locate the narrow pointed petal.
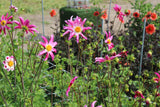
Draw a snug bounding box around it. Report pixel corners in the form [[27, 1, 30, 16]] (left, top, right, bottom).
[[155, 72, 160, 78], [42, 36, 48, 44], [19, 17, 24, 25], [68, 32, 75, 40], [76, 35, 79, 43], [80, 33, 87, 40], [63, 30, 70, 36], [49, 52, 55, 61], [24, 19, 30, 26], [49, 34, 54, 43], [39, 41, 46, 47], [95, 57, 105, 63], [91, 101, 97, 107], [44, 52, 49, 61], [52, 48, 57, 53], [38, 50, 47, 56]]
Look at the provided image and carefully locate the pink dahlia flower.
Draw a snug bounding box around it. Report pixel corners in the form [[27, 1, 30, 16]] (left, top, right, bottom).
[[113, 4, 125, 23], [66, 76, 78, 96], [13, 17, 38, 35], [134, 90, 144, 99], [84, 101, 102, 107], [3, 56, 16, 71], [63, 16, 92, 43], [104, 31, 114, 51], [95, 54, 121, 64], [38, 35, 57, 61], [9, 5, 18, 12], [0, 13, 13, 35]]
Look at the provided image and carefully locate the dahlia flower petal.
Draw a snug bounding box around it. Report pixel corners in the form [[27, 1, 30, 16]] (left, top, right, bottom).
[[49, 34, 54, 43], [42, 36, 48, 44], [19, 17, 24, 25], [68, 32, 75, 40], [82, 18, 87, 25], [84, 105, 87, 107], [13, 20, 21, 26], [66, 86, 70, 96], [95, 57, 105, 63], [76, 35, 79, 43], [24, 19, 30, 26], [83, 27, 92, 31], [14, 26, 21, 29], [91, 101, 97, 107], [28, 24, 36, 28], [38, 50, 47, 56], [52, 48, 57, 53], [3, 28, 6, 35], [44, 52, 49, 61], [7, 21, 13, 24], [63, 30, 70, 36], [39, 41, 46, 47], [5, 13, 8, 19], [1, 15, 4, 20], [7, 16, 13, 20], [155, 72, 160, 78], [49, 52, 55, 61], [80, 33, 87, 40]]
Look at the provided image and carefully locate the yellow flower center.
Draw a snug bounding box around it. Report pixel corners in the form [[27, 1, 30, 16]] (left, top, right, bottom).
[[75, 26, 81, 33], [107, 39, 111, 44], [46, 44, 52, 51], [1, 20, 6, 26], [8, 61, 14, 67], [22, 25, 28, 31]]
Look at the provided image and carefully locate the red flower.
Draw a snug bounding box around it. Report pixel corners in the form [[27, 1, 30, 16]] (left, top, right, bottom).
[[151, 12, 157, 21], [125, 9, 131, 16], [145, 24, 156, 35], [93, 11, 100, 16], [133, 12, 140, 18], [101, 10, 107, 19], [145, 11, 152, 20], [50, 9, 56, 17]]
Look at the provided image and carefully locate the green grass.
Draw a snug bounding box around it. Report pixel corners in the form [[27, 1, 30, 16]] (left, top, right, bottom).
[[0, 0, 67, 15], [0, 0, 129, 15]]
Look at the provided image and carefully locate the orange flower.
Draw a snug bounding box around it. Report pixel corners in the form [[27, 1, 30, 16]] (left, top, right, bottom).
[[101, 10, 107, 19], [133, 12, 140, 18], [151, 12, 157, 21], [50, 9, 56, 17], [93, 11, 100, 16], [125, 9, 131, 16], [146, 24, 156, 35]]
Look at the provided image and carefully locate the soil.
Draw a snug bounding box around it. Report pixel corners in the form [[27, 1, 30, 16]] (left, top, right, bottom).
[[21, 0, 160, 37]]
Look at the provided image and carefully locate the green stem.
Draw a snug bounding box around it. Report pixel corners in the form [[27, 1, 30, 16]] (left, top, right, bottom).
[[0, 91, 8, 107]]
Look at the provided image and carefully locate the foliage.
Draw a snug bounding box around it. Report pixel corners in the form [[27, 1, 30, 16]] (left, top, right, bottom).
[[0, 0, 159, 107]]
